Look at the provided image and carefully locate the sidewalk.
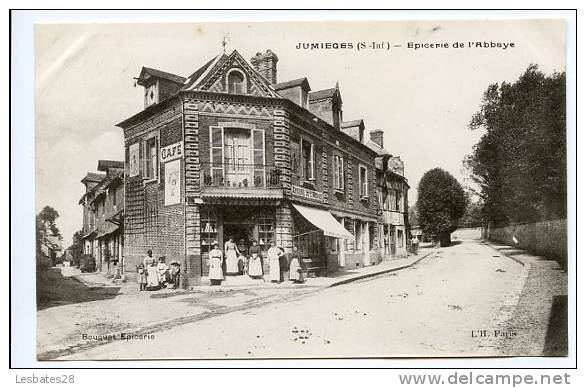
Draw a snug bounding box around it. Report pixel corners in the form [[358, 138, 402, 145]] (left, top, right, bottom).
[[481, 240, 568, 356], [193, 247, 435, 291]]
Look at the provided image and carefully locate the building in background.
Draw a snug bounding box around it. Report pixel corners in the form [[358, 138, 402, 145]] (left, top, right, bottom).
[[117, 48, 410, 284], [79, 160, 125, 274]]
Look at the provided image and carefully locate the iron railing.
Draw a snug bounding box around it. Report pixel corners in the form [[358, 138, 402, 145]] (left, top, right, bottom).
[[201, 163, 282, 189]]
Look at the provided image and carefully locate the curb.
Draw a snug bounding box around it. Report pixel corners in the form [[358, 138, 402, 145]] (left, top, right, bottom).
[[481, 241, 527, 267], [328, 249, 437, 288]]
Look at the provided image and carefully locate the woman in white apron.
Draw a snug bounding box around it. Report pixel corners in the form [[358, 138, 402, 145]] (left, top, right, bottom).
[[208, 242, 224, 286], [247, 240, 263, 279], [288, 246, 303, 283], [267, 240, 282, 283], [224, 237, 240, 276], [143, 255, 159, 290]]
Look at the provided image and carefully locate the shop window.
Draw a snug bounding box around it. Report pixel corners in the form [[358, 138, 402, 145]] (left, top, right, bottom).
[[301, 139, 315, 182], [228, 70, 245, 94], [200, 207, 218, 257], [330, 237, 338, 253], [144, 137, 158, 180], [258, 210, 275, 254], [333, 155, 345, 191], [397, 229, 404, 248], [359, 165, 368, 198]]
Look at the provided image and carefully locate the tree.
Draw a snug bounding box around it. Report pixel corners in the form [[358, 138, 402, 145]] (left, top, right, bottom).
[[465, 65, 566, 225], [416, 168, 467, 247], [38, 205, 61, 237], [69, 230, 85, 268]]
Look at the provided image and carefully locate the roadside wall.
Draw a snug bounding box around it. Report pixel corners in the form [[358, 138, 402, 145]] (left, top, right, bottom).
[[488, 219, 567, 268]]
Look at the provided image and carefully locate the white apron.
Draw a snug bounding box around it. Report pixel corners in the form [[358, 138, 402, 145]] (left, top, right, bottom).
[[208, 251, 224, 280], [225, 243, 239, 274], [248, 254, 263, 277], [289, 258, 302, 281], [267, 247, 281, 281]]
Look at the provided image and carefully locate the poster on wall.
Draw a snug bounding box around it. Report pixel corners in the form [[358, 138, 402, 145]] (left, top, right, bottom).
[[164, 159, 181, 206], [129, 142, 140, 177]]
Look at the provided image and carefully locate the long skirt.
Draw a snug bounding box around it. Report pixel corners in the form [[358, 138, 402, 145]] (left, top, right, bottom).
[[248, 255, 263, 277], [289, 261, 303, 281], [146, 266, 159, 287], [269, 256, 280, 281], [209, 257, 224, 280], [225, 249, 239, 274]]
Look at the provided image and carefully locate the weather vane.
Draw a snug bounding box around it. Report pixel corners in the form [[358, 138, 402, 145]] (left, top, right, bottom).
[[221, 34, 230, 53]]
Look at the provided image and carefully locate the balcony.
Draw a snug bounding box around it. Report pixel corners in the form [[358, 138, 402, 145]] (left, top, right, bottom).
[[200, 163, 283, 201]]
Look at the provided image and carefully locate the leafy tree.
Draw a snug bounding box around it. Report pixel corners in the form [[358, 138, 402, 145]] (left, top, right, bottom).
[[416, 168, 467, 246], [69, 230, 84, 268], [465, 65, 566, 225], [38, 205, 61, 237]]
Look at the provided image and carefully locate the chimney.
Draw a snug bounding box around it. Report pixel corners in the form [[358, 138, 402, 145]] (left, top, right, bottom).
[[251, 50, 279, 85], [370, 130, 384, 148]]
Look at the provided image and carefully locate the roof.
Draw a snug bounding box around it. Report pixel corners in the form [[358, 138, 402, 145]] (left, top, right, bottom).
[[97, 160, 124, 172], [81, 172, 106, 184], [308, 87, 338, 101], [181, 54, 228, 90], [365, 140, 391, 156], [342, 119, 365, 128], [138, 67, 186, 85], [274, 77, 310, 91]]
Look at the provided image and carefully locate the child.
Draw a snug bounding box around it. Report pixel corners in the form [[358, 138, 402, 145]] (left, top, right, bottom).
[[169, 260, 181, 289], [137, 264, 147, 291], [157, 256, 169, 288]]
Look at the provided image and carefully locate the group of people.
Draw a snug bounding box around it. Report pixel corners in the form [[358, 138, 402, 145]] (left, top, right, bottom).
[[208, 238, 304, 286], [137, 250, 181, 291]]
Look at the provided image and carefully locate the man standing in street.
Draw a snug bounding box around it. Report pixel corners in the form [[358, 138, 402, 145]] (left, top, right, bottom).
[[410, 235, 419, 255]]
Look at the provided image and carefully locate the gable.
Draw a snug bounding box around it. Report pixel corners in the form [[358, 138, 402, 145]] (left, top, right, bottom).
[[185, 50, 280, 98]]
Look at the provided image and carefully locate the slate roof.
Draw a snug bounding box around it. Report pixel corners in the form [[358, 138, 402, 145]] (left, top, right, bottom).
[[365, 140, 391, 156], [97, 160, 124, 172], [81, 172, 106, 184], [274, 77, 310, 91], [181, 54, 228, 90], [308, 87, 338, 100], [138, 67, 186, 85], [342, 119, 364, 128]]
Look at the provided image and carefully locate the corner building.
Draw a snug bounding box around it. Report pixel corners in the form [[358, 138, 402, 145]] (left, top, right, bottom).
[[118, 49, 404, 285]]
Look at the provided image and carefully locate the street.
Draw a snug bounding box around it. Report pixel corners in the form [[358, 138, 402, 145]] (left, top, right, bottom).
[[44, 229, 562, 360]]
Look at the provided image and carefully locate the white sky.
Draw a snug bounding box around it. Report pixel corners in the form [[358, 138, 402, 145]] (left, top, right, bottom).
[[35, 19, 566, 247]]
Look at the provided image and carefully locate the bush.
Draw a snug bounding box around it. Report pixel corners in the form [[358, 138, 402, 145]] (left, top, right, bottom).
[[79, 254, 96, 273]]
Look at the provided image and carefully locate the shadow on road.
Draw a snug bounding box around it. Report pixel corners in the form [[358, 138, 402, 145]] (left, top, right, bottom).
[[37, 268, 121, 310], [543, 295, 568, 356]]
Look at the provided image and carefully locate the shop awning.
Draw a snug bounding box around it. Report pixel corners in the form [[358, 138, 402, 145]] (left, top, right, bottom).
[[292, 204, 354, 239]]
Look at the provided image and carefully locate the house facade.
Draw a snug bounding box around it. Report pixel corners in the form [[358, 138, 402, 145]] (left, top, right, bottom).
[[117, 49, 408, 284], [79, 160, 125, 273]]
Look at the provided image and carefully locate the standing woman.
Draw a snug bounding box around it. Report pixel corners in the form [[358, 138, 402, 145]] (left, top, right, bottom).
[[224, 237, 240, 276], [143, 251, 159, 291], [247, 240, 263, 280], [267, 240, 283, 283], [208, 242, 224, 286]]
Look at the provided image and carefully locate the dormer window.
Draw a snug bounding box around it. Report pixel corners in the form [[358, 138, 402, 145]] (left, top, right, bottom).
[[227, 70, 245, 94]]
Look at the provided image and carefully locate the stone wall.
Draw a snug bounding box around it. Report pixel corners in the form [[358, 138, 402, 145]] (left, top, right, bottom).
[[488, 219, 567, 268]]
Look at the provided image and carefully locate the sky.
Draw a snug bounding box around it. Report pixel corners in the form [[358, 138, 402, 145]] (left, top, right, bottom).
[[35, 19, 566, 247]]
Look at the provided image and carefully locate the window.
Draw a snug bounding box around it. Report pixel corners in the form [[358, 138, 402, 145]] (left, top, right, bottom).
[[210, 127, 224, 184], [389, 189, 396, 211], [356, 222, 363, 251], [397, 229, 404, 248], [144, 137, 158, 180], [333, 155, 344, 191], [301, 139, 315, 181], [396, 190, 403, 211], [344, 219, 355, 252], [228, 70, 245, 94], [359, 165, 368, 198], [112, 188, 117, 208]]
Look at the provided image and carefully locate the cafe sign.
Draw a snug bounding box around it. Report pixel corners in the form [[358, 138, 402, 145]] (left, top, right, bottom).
[[292, 185, 324, 202], [160, 141, 184, 163]]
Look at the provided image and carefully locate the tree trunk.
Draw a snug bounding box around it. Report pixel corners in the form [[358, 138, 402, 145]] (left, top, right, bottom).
[[439, 231, 451, 247]]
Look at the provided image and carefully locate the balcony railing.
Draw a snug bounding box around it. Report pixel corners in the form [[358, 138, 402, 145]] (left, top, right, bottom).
[[201, 163, 282, 189]]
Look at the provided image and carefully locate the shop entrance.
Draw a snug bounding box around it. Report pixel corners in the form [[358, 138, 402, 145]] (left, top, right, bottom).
[[223, 223, 253, 253]]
